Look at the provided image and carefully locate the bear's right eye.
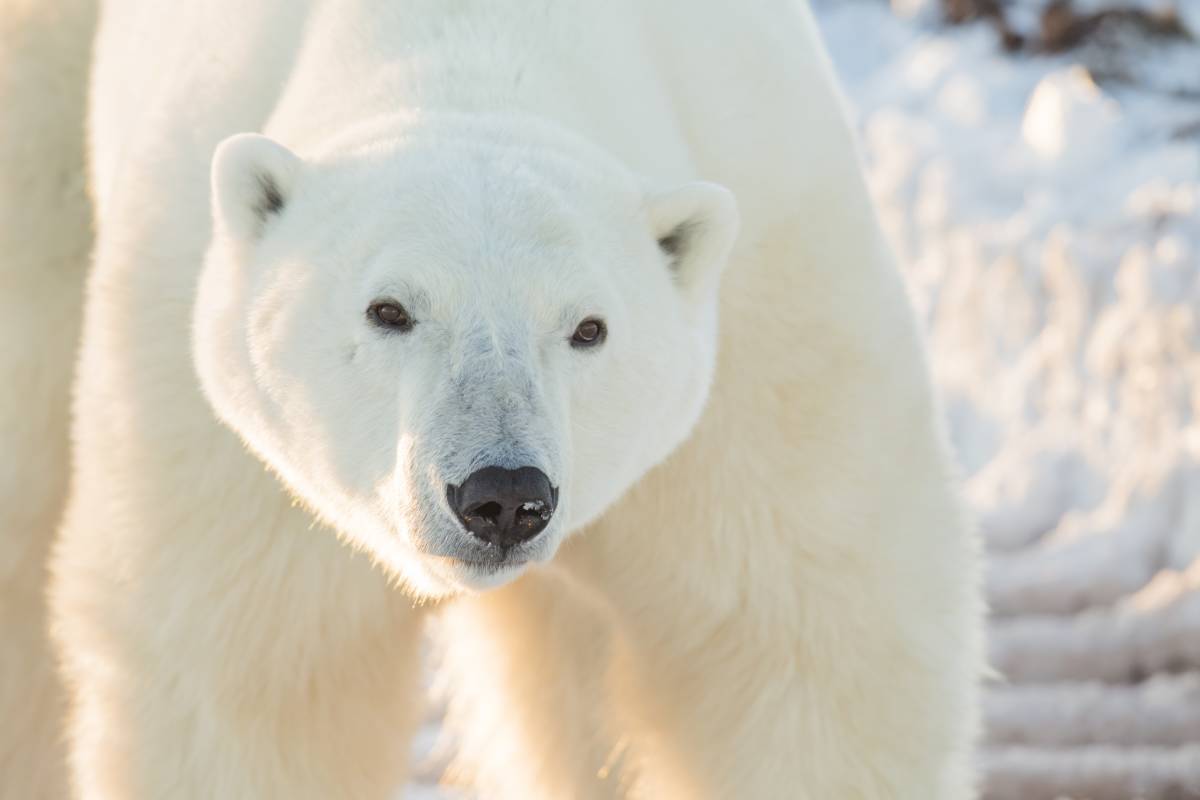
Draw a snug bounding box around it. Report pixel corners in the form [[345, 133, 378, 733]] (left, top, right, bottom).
[[367, 301, 414, 333]]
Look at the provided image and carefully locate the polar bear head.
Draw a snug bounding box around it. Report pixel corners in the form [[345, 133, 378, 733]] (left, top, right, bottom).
[[194, 122, 737, 596]]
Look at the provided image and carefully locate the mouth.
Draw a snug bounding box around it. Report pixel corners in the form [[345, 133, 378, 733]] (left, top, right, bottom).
[[439, 534, 544, 569], [425, 545, 539, 591], [449, 555, 527, 576]]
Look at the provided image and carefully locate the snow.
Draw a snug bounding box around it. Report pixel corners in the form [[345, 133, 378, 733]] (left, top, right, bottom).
[[403, 2, 1200, 796], [519, 499, 552, 520]]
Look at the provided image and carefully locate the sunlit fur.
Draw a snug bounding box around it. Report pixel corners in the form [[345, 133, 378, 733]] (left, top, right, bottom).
[[0, 0, 95, 796], [44, 0, 982, 798]]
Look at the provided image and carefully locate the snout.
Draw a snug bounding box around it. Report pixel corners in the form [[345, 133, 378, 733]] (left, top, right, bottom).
[[447, 466, 558, 549]]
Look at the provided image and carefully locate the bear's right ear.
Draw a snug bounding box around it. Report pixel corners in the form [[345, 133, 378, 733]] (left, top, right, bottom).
[[211, 133, 302, 242]]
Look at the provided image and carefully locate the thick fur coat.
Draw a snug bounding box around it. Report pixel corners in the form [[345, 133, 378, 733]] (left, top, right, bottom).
[[5, 0, 982, 797]]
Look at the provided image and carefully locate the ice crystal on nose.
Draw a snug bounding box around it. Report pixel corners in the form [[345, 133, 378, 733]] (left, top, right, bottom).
[[520, 500, 552, 520]]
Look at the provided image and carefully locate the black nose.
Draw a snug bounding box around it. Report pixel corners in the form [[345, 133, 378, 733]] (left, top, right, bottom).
[[448, 466, 557, 548]]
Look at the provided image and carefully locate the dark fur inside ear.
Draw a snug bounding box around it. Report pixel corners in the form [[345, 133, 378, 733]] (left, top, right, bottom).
[[212, 133, 301, 241], [255, 172, 286, 223], [646, 181, 739, 294], [657, 221, 699, 266]]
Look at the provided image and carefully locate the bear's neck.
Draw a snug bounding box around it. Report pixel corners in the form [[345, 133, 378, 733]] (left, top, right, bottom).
[[265, 0, 684, 179]]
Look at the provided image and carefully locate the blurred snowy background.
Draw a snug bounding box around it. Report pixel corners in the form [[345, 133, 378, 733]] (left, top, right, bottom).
[[408, 1, 1200, 797]]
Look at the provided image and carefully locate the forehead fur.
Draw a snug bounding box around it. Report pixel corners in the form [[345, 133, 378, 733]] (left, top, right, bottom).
[[316, 133, 642, 222], [284, 140, 645, 274], [256, 139, 643, 332]]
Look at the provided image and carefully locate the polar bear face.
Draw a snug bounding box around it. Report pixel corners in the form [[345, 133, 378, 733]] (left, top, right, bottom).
[[194, 129, 737, 596]]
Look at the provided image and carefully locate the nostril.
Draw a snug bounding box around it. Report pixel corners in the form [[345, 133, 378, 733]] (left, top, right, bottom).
[[467, 501, 504, 524]]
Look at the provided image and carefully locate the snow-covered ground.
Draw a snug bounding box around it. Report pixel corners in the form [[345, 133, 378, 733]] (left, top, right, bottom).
[[405, 2, 1200, 797]]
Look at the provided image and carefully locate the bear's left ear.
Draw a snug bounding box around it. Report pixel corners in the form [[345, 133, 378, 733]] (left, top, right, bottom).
[[646, 181, 739, 297], [211, 133, 302, 242]]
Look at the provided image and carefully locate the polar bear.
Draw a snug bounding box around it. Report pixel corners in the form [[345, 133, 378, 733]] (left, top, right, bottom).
[[47, 0, 982, 798]]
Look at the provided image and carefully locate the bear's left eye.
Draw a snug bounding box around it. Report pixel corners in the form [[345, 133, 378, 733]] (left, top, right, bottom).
[[367, 301, 414, 333]]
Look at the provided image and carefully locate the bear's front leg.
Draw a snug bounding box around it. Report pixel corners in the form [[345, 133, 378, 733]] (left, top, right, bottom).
[[436, 570, 625, 800], [558, 484, 981, 800], [49, 461, 424, 800]]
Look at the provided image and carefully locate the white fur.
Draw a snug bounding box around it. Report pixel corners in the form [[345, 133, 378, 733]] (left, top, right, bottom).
[[0, 0, 95, 796], [47, 0, 983, 798]]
